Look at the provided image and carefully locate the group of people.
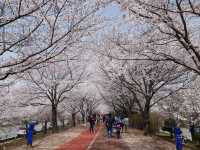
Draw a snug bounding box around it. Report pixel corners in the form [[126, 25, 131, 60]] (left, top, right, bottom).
[[87, 113, 128, 139]]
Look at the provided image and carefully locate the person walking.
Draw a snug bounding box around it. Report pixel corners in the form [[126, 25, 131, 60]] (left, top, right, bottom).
[[88, 115, 95, 134], [123, 117, 129, 133], [27, 122, 36, 147], [115, 118, 123, 139], [105, 113, 114, 138], [174, 125, 183, 150], [189, 124, 195, 142]]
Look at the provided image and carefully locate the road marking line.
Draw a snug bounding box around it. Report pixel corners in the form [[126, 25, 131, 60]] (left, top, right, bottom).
[[87, 126, 102, 150]]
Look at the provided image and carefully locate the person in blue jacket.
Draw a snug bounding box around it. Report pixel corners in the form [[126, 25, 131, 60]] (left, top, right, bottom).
[[27, 122, 36, 147], [174, 126, 183, 150]]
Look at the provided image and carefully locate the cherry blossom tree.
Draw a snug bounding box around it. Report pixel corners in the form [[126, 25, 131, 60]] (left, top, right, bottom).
[[0, 0, 107, 81], [159, 77, 200, 125], [20, 56, 87, 131], [0, 0, 111, 128], [98, 65, 138, 117], [62, 96, 80, 127], [115, 0, 200, 75], [99, 43, 191, 134]]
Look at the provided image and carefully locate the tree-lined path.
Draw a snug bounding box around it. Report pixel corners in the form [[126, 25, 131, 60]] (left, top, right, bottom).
[[10, 125, 195, 150], [1, 1, 200, 150]]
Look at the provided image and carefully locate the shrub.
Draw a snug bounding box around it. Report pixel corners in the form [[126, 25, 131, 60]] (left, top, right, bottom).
[[130, 112, 163, 134], [130, 113, 143, 129], [149, 112, 164, 134], [162, 118, 176, 138]]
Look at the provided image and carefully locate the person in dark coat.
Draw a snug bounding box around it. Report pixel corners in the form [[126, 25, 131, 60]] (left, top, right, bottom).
[[88, 115, 95, 134], [190, 124, 195, 142]]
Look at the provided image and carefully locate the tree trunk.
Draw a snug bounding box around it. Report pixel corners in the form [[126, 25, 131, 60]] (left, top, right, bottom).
[[52, 105, 58, 132], [142, 108, 151, 135], [141, 96, 152, 135], [141, 101, 150, 135], [72, 113, 76, 127], [62, 119, 65, 128], [25, 121, 28, 140], [81, 112, 85, 123], [43, 120, 47, 134]]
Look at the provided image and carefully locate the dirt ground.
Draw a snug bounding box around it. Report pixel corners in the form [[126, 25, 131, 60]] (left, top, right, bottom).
[[6, 126, 195, 150], [90, 130, 130, 150], [14, 126, 86, 150], [91, 128, 193, 150]]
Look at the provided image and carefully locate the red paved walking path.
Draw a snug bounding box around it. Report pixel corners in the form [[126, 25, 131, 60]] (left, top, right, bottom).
[[55, 126, 101, 150]]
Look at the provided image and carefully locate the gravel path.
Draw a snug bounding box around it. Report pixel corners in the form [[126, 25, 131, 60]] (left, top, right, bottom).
[[90, 129, 130, 150], [122, 129, 193, 150], [14, 126, 86, 150], [91, 128, 193, 150]]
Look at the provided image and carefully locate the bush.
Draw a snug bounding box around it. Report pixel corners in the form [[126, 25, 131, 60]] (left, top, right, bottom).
[[130, 113, 143, 129], [149, 112, 164, 134], [162, 118, 176, 138], [130, 112, 163, 134], [192, 127, 200, 144]]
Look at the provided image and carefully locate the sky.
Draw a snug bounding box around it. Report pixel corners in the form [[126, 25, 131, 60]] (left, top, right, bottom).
[[100, 2, 122, 17], [77, 2, 125, 113]]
